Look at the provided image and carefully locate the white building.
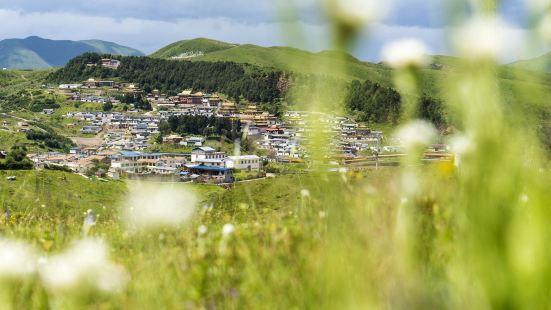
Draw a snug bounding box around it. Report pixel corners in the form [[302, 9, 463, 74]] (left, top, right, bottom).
[[225, 155, 261, 171], [191, 147, 226, 163], [59, 84, 82, 89], [180, 137, 205, 147]]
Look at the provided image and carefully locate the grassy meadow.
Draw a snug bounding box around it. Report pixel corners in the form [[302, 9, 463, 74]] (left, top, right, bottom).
[[0, 170, 348, 308]]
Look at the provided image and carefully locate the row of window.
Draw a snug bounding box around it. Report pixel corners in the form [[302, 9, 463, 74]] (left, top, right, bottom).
[[237, 160, 258, 165], [204, 154, 225, 159]]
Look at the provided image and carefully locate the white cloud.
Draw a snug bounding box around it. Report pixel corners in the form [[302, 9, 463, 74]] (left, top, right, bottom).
[[356, 20, 540, 63], [0, 9, 327, 55], [0, 0, 279, 22], [0, 4, 543, 63]]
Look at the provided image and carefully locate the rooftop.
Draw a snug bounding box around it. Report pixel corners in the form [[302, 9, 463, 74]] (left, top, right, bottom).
[[192, 147, 216, 153], [187, 165, 231, 172], [228, 155, 260, 160]]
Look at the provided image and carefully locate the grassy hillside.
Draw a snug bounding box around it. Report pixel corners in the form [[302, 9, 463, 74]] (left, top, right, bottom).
[[153, 39, 551, 101], [508, 52, 551, 73], [195, 44, 393, 83], [150, 38, 237, 59], [0, 69, 55, 112]]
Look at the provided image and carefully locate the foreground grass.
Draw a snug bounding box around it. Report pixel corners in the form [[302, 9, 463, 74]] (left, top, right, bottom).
[[0, 168, 415, 309], [1, 158, 549, 309], [0, 170, 341, 308]]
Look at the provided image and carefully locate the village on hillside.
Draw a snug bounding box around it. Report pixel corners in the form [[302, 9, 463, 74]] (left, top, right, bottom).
[[3, 72, 451, 184]]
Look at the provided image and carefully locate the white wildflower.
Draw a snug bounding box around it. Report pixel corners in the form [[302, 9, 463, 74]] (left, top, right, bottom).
[[453, 15, 508, 60], [222, 224, 235, 236], [382, 38, 431, 69], [198, 225, 208, 236], [520, 194, 529, 203], [123, 183, 198, 231], [203, 203, 213, 212], [300, 189, 311, 198], [327, 0, 390, 26], [450, 134, 474, 167], [450, 134, 474, 155], [39, 238, 127, 293], [397, 120, 437, 150], [319, 211, 327, 219], [0, 239, 37, 280], [238, 203, 249, 210], [37, 256, 48, 266]]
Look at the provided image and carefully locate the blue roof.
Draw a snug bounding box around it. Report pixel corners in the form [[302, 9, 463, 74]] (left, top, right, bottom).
[[188, 165, 231, 172], [119, 151, 142, 157]]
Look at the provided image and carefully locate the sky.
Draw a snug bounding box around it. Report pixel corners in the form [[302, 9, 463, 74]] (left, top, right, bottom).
[[0, 0, 546, 62]]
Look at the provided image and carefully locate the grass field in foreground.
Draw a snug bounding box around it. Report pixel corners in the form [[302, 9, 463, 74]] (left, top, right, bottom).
[[0, 167, 410, 309], [0, 170, 340, 308]]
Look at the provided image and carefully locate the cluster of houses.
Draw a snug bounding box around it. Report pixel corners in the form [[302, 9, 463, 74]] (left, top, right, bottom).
[[251, 111, 385, 161], [29, 146, 261, 184], [37, 81, 455, 180], [64, 106, 391, 167], [24, 98, 456, 182], [57, 80, 142, 105], [67, 112, 160, 148], [59, 80, 141, 93], [333, 118, 384, 157]]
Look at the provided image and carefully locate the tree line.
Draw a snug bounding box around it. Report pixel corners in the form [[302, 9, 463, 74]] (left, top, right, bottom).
[[0, 145, 33, 170], [26, 124, 75, 152], [159, 115, 241, 141], [345, 80, 446, 128]]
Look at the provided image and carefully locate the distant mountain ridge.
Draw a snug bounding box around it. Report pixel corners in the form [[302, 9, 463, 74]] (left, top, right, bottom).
[[0, 36, 144, 69]]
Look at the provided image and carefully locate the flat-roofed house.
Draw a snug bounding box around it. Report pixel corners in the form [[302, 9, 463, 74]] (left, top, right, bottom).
[[191, 147, 226, 163], [180, 137, 205, 147], [224, 155, 262, 171]]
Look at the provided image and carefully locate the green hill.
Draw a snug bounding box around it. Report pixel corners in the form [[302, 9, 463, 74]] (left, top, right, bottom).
[[508, 52, 551, 73], [200, 45, 393, 82], [0, 36, 144, 69], [152, 39, 551, 95], [152, 39, 393, 84], [150, 38, 237, 59]]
